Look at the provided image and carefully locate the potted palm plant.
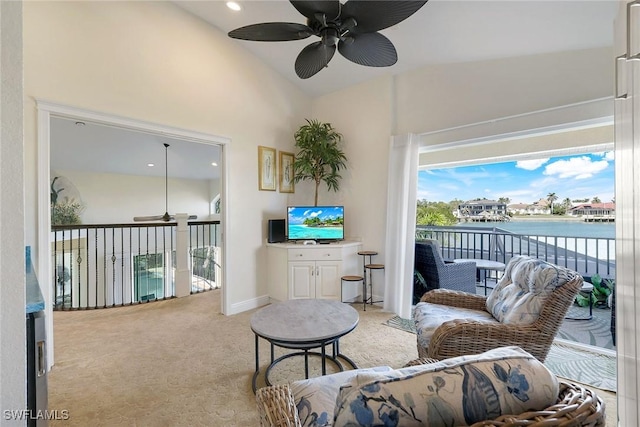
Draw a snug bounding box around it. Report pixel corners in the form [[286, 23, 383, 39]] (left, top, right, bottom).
[[292, 119, 347, 206]]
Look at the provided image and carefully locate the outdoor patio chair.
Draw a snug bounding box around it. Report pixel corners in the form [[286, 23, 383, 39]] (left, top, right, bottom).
[[414, 255, 583, 362], [414, 239, 477, 294]]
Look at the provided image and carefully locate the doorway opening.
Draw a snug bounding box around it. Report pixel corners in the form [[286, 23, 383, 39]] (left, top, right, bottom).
[[37, 101, 230, 368]]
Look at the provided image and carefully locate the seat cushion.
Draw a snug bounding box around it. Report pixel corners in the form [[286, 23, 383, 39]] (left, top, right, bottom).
[[486, 256, 577, 324], [414, 301, 497, 350], [333, 346, 559, 427], [290, 366, 392, 427]]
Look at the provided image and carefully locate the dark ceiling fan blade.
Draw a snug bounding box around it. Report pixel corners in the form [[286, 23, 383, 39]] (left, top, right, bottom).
[[341, 1, 428, 33], [290, 0, 341, 22], [133, 215, 166, 222], [228, 22, 313, 42], [133, 213, 198, 222], [295, 41, 336, 79], [338, 32, 397, 67]]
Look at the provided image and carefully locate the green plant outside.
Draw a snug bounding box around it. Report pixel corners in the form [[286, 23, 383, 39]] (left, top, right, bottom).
[[576, 273, 614, 308], [292, 119, 347, 206]]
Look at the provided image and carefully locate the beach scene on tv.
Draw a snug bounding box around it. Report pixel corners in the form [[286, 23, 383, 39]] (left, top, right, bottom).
[[287, 206, 344, 240]]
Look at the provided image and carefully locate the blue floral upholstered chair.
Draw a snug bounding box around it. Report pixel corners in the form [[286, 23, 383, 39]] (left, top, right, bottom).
[[255, 346, 605, 427], [414, 255, 583, 363]]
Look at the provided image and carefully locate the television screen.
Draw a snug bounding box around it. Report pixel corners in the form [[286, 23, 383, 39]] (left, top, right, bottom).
[[287, 206, 345, 241]]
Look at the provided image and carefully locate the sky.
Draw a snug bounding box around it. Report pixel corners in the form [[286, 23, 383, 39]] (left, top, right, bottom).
[[417, 151, 615, 204]]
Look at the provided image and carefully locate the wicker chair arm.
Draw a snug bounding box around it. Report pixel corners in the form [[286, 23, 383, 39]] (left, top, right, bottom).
[[419, 288, 488, 311], [426, 319, 552, 362], [256, 384, 301, 427], [468, 380, 605, 427]]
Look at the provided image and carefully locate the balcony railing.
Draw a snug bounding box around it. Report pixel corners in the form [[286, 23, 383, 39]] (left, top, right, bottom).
[[416, 225, 615, 280], [52, 220, 221, 310]]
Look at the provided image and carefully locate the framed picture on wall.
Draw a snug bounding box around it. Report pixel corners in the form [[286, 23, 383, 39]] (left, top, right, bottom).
[[258, 146, 277, 191], [279, 151, 295, 193]]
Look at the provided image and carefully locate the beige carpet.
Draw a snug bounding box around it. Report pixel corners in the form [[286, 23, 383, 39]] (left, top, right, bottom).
[[48, 290, 616, 426]]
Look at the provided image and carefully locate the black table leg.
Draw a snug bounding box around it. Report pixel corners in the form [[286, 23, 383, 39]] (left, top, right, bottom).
[[252, 334, 260, 393], [304, 350, 309, 378]]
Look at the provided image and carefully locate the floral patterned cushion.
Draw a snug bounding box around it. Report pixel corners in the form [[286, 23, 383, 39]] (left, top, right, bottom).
[[290, 366, 392, 427], [413, 302, 497, 351], [486, 256, 577, 324], [333, 346, 559, 427]]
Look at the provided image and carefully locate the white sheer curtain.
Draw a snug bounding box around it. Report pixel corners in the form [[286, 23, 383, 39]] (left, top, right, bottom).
[[383, 134, 419, 319]]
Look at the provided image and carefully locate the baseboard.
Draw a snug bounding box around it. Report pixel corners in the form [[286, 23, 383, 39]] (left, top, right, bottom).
[[228, 294, 270, 315]]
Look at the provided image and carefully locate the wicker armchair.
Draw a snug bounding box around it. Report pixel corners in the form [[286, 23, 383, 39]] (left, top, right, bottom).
[[256, 358, 605, 427], [415, 257, 583, 362], [414, 239, 477, 294]]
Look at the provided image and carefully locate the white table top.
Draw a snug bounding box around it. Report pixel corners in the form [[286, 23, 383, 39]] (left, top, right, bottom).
[[453, 258, 506, 270], [250, 299, 359, 344]]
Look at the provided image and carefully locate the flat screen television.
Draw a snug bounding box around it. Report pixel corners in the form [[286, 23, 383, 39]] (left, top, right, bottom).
[[287, 206, 345, 242]]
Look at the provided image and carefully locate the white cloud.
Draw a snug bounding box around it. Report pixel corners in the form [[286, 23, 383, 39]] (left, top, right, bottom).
[[516, 158, 549, 170], [543, 156, 609, 180]]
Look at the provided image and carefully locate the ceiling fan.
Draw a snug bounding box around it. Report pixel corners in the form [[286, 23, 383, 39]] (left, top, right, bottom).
[[133, 143, 197, 222], [228, 0, 428, 79]]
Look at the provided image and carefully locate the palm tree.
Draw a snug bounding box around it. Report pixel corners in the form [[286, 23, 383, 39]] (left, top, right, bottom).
[[592, 196, 601, 204], [547, 192, 558, 215], [293, 119, 347, 206]]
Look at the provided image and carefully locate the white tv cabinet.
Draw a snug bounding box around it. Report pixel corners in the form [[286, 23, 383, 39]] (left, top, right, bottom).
[[266, 240, 363, 302]]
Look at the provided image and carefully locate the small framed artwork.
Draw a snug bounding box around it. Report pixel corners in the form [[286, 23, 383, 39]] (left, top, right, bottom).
[[258, 146, 277, 191], [279, 151, 295, 193]]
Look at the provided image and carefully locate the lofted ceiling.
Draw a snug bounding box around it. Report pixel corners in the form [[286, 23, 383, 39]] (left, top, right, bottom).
[[177, 0, 618, 97], [50, 1, 618, 180]]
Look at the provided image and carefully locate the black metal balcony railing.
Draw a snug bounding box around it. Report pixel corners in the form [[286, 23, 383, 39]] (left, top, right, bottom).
[[52, 221, 221, 310], [416, 225, 615, 280]]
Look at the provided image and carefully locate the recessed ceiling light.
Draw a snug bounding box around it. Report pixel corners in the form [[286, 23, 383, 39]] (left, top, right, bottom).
[[211, 162, 218, 167], [147, 163, 155, 167], [226, 2, 241, 11], [75, 121, 85, 126]]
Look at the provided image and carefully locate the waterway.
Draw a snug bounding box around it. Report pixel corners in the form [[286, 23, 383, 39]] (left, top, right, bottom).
[[455, 219, 615, 239]]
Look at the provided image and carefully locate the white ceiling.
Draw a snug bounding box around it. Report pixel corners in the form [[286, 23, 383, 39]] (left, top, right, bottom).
[[177, 0, 618, 97], [50, 117, 222, 180], [50, 0, 618, 180]]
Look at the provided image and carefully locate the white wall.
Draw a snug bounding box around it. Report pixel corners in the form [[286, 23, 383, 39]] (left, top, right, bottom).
[[53, 170, 215, 224], [396, 47, 613, 136], [0, 0, 26, 420], [23, 1, 311, 313]]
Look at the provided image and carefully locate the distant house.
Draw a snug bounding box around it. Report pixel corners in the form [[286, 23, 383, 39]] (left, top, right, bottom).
[[507, 203, 531, 215], [569, 202, 616, 217], [507, 199, 550, 215], [457, 199, 507, 220]]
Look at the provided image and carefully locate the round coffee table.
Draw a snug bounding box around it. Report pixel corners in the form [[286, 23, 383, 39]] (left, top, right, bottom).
[[251, 299, 359, 392]]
